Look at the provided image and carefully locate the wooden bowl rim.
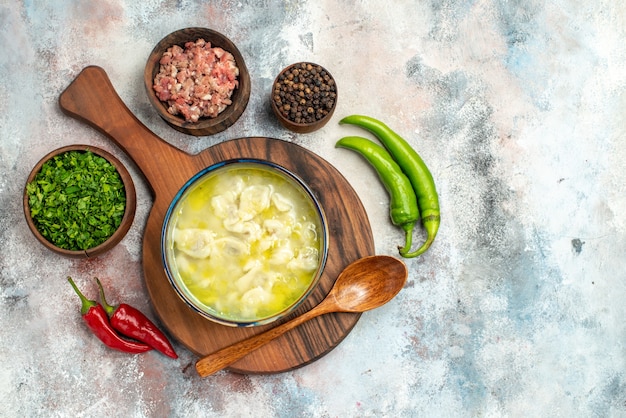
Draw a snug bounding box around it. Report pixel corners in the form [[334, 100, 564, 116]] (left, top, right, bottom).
[[144, 27, 251, 136], [270, 62, 337, 134], [23, 144, 136, 258]]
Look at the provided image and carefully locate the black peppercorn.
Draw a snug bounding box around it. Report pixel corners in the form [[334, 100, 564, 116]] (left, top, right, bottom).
[[272, 62, 337, 126]]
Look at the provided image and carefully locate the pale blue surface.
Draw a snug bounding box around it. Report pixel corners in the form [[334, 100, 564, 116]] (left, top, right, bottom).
[[1, 1, 625, 416]]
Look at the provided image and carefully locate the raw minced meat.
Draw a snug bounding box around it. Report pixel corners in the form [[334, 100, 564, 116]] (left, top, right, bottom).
[[153, 38, 239, 123]]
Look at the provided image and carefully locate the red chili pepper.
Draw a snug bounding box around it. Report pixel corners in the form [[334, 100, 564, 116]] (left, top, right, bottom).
[[67, 277, 152, 354], [96, 278, 178, 359]]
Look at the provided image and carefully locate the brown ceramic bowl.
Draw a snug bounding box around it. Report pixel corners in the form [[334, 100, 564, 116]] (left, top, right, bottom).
[[23, 145, 136, 258], [144, 27, 251, 136], [270, 62, 337, 134]]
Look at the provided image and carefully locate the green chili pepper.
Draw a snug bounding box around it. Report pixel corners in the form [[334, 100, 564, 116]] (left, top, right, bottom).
[[339, 115, 440, 257], [336, 136, 419, 254]]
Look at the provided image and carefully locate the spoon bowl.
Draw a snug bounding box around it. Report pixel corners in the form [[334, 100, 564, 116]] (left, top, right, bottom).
[[329, 257, 408, 312], [195, 255, 407, 377]]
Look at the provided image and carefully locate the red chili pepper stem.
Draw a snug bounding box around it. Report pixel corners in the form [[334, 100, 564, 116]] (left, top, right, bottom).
[[68, 276, 97, 315], [67, 277, 152, 354], [96, 278, 119, 318], [96, 278, 178, 359]]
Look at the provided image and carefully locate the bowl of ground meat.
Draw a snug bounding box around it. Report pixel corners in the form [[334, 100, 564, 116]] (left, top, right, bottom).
[[144, 27, 251, 136]]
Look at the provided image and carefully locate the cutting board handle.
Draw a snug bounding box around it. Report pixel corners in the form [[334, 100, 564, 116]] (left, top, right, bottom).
[[58, 65, 190, 189]]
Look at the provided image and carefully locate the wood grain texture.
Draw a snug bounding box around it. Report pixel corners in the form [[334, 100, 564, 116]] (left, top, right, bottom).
[[195, 255, 407, 377], [58, 66, 375, 374]]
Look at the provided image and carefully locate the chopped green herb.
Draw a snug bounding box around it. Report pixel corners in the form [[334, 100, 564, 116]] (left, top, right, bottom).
[[26, 150, 127, 251]]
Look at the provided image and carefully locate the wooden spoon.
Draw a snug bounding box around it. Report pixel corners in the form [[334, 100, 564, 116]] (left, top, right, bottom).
[[195, 255, 407, 377]]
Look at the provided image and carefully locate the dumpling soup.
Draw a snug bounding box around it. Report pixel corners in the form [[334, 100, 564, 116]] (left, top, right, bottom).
[[162, 160, 328, 326]]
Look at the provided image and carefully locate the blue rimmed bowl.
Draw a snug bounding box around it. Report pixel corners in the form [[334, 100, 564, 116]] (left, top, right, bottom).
[[161, 159, 329, 327]]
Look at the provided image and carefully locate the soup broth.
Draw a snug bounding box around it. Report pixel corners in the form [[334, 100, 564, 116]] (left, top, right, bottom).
[[165, 163, 324, 323]]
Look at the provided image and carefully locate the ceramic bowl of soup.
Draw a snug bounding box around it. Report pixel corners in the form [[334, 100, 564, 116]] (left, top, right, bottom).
[[161, 159, 328, 327]]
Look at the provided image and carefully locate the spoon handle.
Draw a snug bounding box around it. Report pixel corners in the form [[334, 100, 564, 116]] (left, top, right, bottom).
[[195, 302, 332, 377]]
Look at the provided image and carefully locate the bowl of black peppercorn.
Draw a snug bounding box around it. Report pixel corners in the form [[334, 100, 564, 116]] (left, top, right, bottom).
[[270, 62, 337, 134]]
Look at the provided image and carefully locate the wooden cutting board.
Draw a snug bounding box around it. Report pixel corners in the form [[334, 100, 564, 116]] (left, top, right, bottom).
[[58, 66, 375, 374]]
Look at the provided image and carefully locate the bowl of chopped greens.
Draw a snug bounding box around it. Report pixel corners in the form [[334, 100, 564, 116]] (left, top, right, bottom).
[[24, 145, 136, 258]]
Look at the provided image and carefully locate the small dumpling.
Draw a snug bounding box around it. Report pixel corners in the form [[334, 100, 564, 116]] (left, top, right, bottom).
[[235, 265, 264, 292], [240, 286, 272, 317], [219, 175, 245, 197], [239, 185, 271, 221], [211, 191, 239, 220], [269, 242, 294, 266], [271, 192, 293, 212], [224, 218, 263, 242], [173, 228, 215, 259], [287, 246, 319, 271], [213, 236, 249, 257], [257, 234, 276, 253], [173, 252, 193, 275], [263, 219, 292, 239]]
